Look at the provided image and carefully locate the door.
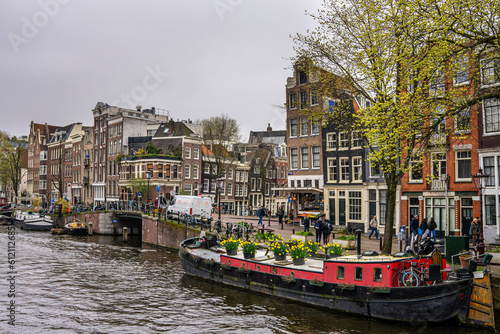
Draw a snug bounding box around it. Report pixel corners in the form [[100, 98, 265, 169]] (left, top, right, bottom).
[[369, 202, 377, 220], [461, 208, 473, 240], [339, 198, 346, 226], [329, 199, 336, 224]]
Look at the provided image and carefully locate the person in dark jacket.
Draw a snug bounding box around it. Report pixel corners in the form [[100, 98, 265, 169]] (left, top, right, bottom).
[[257, 206, 265, 226], [428, 217, 437, 242], [410, 215, 419, 252], [277, 206, 284, 226], [315, 218, 323, 244], [323, 219, 332, 244], [419, 218, 428, 240]]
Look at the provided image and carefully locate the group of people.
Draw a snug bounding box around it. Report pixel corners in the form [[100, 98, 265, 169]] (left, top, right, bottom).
[[410, 215, 438, 243], [302, 215, 333, 245]]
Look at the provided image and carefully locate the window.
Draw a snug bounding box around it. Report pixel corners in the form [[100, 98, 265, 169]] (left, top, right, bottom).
[[300, 91, 308, 109], [455, 107, 470, 133], [370, 159, 381, 178], [203, 179, 209, 193], [340, 158, 349, 181], [453, 54, 469, 86], [326, 133, 337, 150], [311, 89, 319, 105], [312, 146, 320, 168], [339, 132, 349, 149], [337, 266, 345, 280], [484, 157, 495, 187], [300, 117, 309, 136], [40, 165, 47, 175], [158, 164, 163, 178], [300, 147, 309, 169], [193, 164, 199, 179], [352, 157, 362, 181], [40, 151, 47, 160], [410, 154, 423, 182], [433, 107, 446, 134], [429, 67, 445, 96], [290, 148, 298, 169], [299, 70, 307, 85], [227, 183, 232, 196], [351, 131, 362, 148], [193, 148, 200, 160], [327, 158, 337, 182], [289, 93, 297, 110], [374, 268, 382, 282], [355, 267, 363, 281], [210, 180, 216, 193], [485, 195, 496, 225], [165, 165, 171, 179], [481, 57, 500, 87], [455, 151, 471, 181], [40, 180, 47, 190], [227, 169, 233, 180], [185, 147, 191, 159], [290, 119, 298, 137], [311, 120, 319, 135], [349, 191, 362, 220], [432, 153, 447, 179], [379, 190, 387, 226], [183, 184, 192, 195], [484, 98, 500, 134], [173, 165, 178, 179]]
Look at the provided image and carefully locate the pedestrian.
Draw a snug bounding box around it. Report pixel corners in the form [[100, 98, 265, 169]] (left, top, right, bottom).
[[277, 206, 284, 226], [368, 215, 379, 240], [315, 217, 323, 244], [420, 218, 429, 240], [470, 217, 479, 247], [257, 205, 265, 226], [428, 217, 437, 242], [303, 216, 310, 232], [323, 218, 332, 244], [410, 215, 419, 252]]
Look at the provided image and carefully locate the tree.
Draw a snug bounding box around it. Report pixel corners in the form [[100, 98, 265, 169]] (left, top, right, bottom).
[[293, 0, 498, 253], [200, 114, 241, 203], [0, 131, 26, 202]]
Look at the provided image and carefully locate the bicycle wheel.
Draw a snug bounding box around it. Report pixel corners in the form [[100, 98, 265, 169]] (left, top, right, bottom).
[[392, 271, 405, 287], [468, 247, 477, 258], [403, 271, 420, 286]]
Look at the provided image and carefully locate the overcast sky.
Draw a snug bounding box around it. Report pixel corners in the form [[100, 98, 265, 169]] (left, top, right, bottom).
[[1, 0, 322, 141]]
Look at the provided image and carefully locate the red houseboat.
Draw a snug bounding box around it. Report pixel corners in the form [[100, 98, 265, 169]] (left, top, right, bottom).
[[0, 197, 13, 217], [179, 237, 476, 325]]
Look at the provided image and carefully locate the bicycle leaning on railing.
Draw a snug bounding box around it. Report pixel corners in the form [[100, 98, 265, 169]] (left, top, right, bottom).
[[392, 258, 437, 287]]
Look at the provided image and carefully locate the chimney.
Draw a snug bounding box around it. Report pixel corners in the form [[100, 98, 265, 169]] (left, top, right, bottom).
[[267, 123, 272, 131]]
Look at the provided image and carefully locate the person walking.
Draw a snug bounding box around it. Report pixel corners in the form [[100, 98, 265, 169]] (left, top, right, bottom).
[[428, 217, 437, 242], [420, 218, 429, 240], [277, 206, 284, 226], [369, 215, 379, 240], [323, 219, 332, 244], [303, 216, 310, 232], [315, 217, 323, 244], [470, 217, 479, 247], [410, 215, 419, 252], [257, 206, 265, 226]]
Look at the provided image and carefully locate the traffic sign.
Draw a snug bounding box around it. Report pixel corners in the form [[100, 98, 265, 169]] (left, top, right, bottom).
[[138, 191, 142, 197], [156, 185, 160, 192], [170, 190, 176, 197]]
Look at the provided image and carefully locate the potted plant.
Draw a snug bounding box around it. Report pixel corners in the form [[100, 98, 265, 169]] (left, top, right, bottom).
[[240, 240, 257, 259], [289, 241, 309, 265], [221, 237, 239, 256], [458, 250, 471, 269], [322, 243, 345, 259], [291, 231, 314, 243], [305, 240, 320, 257], [269, 240, 289, 261]]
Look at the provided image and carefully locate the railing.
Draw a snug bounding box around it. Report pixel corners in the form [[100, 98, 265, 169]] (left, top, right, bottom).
[[429, 179, 447, 191]]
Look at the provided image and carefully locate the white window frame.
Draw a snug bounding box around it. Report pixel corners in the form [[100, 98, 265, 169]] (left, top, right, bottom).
[[290, 148, 298, 170], [352, 156, 362, 182], [326, 133, 337, 151], [193, 164, 199, 180], [327, 158, 337, 182], [453, 54, 470, 86], [348, 191, 362, 221], [312, 146, 320, 169], [339, 132, 349, 150], [300, 147, 309, 169], [369, 159, 381, 178], [185, 147, 191, 159], [311, 89, 319, 106], [483, 98, 500, 135], [340, 157, 349, 182], [351, 131, 362, 148], [227, 182, 233, 196], [481, 57, 500, 88], [300, 117, 309, 136], [184, 164, 191, 179], [432, 152, 447, 179], [311, 120, 319, 135], [290, 119, 298, 137], [193, 148, 200, 160], [289, 93, 297, 110], [455, 150, 471, 182]]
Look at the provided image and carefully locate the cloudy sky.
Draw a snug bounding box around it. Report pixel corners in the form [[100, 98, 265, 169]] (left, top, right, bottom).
[[1, 0, 322, 140]]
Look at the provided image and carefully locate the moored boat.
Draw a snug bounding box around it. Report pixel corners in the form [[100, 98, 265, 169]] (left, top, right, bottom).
[[12, 211, 53, 231], [179, 236, 476, 326], [0, 197, 13, 217], [64, 220, 88, 235]]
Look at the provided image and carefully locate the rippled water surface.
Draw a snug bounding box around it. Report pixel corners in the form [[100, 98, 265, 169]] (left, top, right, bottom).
[[0, 226, 493, 333]]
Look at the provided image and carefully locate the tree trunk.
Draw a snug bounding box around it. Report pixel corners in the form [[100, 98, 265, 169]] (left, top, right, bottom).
[[382, 175, 399, 254]]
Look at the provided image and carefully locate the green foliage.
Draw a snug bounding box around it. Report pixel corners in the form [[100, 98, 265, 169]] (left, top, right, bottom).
[[221, 237, 239, 250], [145, 142, 162, 155], [289, 241, 309, 260], [295, 231, 314, 236], [240, 240, 257, 254]]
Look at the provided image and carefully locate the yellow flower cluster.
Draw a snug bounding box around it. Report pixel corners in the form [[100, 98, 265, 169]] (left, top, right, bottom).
[[240, 240, 257, 253], [289, 241, 309, 259], [269, 241, 289, 256], [220, 237, 239, 250], [305, 240, 320, 253], [320, 243, 345, 256]]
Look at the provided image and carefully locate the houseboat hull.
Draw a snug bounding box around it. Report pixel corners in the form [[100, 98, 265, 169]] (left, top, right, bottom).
[[179, 238, 471, 324], [13, 212, 54, 231]]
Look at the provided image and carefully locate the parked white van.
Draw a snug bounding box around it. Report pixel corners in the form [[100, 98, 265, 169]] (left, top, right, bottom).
[[167, 195, 213, 219]]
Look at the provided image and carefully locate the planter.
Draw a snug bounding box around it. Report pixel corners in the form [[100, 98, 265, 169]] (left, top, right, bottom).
[[326, 254, 342, 260], [291, 234, 312, 243], [292, 257, 305, 265], [332, 239, 357, 250], [274, 253, 287, 261], [226, 248, 237, 256], [308, 252, 317, 258], [243, 252, 255, 259], [459, 256, 470, 269]]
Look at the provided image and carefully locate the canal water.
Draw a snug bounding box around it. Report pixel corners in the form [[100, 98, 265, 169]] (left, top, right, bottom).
[[0, 226, 492, 333]]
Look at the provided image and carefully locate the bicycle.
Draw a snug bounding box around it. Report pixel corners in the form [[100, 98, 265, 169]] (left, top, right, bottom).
[[392, 259, 436, 287]]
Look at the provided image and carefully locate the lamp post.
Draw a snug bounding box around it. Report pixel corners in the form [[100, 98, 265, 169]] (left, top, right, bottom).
[[216, 178, 222, 221], [472, 168, 489, 258]]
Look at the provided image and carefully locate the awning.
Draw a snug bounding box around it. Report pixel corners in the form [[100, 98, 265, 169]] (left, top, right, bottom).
[[271, 187, 323, 193]]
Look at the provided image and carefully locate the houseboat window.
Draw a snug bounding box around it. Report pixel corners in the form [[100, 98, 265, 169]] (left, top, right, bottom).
[[355, 267, 363, 280], [337, 266, 345, 280], [374, 268, 382, 282]]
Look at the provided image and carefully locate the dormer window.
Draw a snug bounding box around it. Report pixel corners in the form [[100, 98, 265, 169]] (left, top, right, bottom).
[[299, 71, 307, 85]]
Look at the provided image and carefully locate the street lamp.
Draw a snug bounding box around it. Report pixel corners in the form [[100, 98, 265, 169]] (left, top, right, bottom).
[[216, 178, 222, 221], [146, 170, 153, 205], [472, 168, 489, 258]]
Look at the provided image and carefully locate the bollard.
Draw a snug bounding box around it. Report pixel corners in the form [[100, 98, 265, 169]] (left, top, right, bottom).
[[123, 227, 128, 243], [292, 228, 295, 235], [88, 222, 93, 235], [379, 237, 383, 251], [357, 230, 361, 255], [268, 215, 271, 227]]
